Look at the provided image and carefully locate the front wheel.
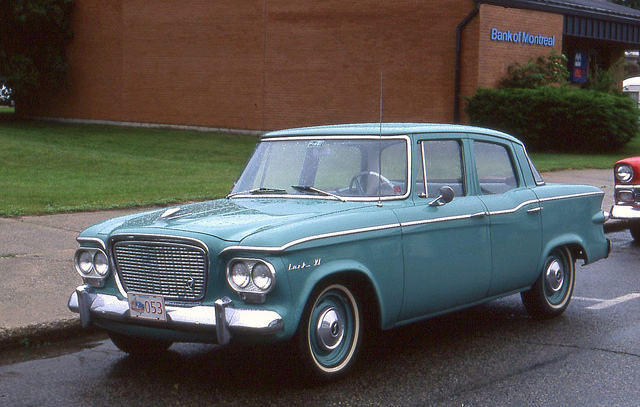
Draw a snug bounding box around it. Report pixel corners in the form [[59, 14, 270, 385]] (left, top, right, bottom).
[[298, 283, 362, 380], [108, 331, 173, 357], [521, 247, 575, 319]]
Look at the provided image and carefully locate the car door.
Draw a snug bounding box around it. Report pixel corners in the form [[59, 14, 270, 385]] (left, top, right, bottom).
[[471, 139, 542, 296], [395, 137, 492, 321]]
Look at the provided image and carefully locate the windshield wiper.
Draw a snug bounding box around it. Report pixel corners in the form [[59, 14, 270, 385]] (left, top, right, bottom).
[[291, 185, 345, 201], [226, 187, 288, 198]]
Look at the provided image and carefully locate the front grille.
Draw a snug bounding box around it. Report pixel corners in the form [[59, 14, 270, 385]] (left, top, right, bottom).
[[113, 239, 207, 300]]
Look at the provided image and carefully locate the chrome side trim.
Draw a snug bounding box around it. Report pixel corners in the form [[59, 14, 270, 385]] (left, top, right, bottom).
[[400, 212, 487, 228], [485, 192, 603, 217], [68, 285, 284, 344], [486, 199, 539, 216], [221, 223, 401, 254], [537, 191, 604, 202]]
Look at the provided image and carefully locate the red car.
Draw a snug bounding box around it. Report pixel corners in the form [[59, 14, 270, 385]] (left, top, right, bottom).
[[612, 156, 640, 241]]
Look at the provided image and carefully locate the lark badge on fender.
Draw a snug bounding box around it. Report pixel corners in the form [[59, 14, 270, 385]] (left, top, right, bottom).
[[68, 123, 610, 380]]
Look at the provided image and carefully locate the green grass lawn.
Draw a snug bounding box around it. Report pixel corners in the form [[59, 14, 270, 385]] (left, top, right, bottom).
[[530, 133, 640, 172], [0, 115, 257, 216], [1, 111, 639, 216]]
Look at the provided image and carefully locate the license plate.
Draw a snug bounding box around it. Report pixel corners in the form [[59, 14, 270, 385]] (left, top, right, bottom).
[[127, 292, 167, 322]]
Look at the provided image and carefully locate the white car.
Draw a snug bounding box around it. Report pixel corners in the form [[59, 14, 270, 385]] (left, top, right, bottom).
[[0, 84, 13, 106]]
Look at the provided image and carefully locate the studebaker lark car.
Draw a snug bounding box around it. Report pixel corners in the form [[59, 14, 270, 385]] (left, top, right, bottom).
[[611, 156, 640, 241], [69, 123, 610, 379]]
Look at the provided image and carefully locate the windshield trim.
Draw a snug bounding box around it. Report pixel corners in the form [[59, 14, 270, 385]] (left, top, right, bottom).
[[230, 135, 412, 202]]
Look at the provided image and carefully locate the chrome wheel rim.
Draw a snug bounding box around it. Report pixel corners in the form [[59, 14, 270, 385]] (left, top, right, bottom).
[[316, 307, 345, 351], [545, 259, 564, 293], [307, 285, 360, 373], [543, 249, 573, 307]]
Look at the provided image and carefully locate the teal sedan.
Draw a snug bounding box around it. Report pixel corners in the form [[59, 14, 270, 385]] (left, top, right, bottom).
[[68, 123, 610, 380]]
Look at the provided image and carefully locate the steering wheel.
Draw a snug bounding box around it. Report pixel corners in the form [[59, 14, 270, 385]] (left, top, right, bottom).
[[348, 171, 395, 196]]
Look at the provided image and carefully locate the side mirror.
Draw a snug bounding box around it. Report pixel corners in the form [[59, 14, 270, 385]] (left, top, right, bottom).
[[429, 186, 455, 206]]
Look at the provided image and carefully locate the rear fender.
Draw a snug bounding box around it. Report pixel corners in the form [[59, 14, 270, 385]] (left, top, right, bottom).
[[539, 234, 586, 270]]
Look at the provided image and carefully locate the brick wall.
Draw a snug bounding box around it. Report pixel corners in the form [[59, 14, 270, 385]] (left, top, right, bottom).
[[476, 4, 564, 88], [27, 0, 567, 131], [261, 0, 477, 129]]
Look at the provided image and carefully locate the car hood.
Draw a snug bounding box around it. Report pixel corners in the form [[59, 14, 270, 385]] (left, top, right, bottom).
[[96, 198, 379, 243]]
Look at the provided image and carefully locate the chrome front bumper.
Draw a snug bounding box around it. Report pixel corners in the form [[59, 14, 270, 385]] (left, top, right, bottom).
[[610, 204, 640, 220], [68, 284, 284, 345]]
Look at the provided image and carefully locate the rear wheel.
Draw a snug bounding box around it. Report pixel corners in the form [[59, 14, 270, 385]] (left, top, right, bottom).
[[108, 331, 173, 356], [298, 283, 362, 380], [521, 247, 575, 318]]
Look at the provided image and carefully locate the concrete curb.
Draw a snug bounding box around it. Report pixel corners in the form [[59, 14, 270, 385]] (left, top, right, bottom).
[[0, 319, 100, 352]]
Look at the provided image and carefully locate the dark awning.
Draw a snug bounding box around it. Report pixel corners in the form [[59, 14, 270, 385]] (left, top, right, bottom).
[[481, 0, 640, 45]]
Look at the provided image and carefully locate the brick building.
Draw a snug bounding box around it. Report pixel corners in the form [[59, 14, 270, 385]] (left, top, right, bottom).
[[24, 0, 640, 132]]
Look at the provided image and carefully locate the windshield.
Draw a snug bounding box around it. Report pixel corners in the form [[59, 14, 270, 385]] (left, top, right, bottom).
[[230, 137, 410, 200]]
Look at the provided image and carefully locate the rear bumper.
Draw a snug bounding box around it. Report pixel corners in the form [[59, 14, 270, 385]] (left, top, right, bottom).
[[68, 284, 283, 345]]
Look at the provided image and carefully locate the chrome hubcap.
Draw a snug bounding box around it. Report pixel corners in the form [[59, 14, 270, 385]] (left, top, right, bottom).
[[545, 259, 564, 292], [316, 307, 344, 352]]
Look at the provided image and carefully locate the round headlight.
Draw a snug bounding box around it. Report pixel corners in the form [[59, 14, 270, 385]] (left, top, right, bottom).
[[94, 251, 109, 276], [230, 261, 250, 288], [252, 263, 273, 291], [616, 164, 634, 183], [77, 250, 93, 275]]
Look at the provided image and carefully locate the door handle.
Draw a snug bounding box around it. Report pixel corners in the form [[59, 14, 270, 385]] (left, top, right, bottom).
[[527, 206, 542, 214], [471, 211, 487, 219]]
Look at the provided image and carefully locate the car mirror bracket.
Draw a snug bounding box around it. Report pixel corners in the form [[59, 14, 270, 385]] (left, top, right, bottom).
[[428, 186, 455, 206]]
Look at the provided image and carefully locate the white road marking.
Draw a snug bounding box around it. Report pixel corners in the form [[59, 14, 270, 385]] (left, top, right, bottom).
[[574, 293, 640, 310]]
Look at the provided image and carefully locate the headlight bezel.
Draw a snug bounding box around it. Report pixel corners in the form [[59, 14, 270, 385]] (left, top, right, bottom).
[[615, 163, 634, 183], [226, 258, 276, 303], [74, 248, 111, 281]]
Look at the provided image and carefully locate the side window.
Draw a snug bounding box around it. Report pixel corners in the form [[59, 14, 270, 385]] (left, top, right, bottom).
[[420, 140, 465, 197], [474, 141, 518, 195]]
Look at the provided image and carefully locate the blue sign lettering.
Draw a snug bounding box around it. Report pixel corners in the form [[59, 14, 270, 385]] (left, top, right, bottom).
[[491, 28, 555, 47]]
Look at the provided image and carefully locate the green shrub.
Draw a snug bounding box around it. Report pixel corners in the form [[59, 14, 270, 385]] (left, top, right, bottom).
[[499, 50, 569, 89], [466, 86, 639, 153]]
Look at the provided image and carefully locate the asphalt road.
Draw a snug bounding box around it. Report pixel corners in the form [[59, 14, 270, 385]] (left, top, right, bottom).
[[0, 230, 638, 407]]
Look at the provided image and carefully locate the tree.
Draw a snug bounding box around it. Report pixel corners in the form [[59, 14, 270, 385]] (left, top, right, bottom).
[[609, 0, 640, 10], [0, 0, 74, 106]]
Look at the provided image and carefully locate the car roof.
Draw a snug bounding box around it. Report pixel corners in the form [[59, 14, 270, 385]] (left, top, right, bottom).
[[262, 123, 522, 145]]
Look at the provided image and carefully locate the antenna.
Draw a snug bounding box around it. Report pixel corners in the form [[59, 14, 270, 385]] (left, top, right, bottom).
[[379, 71, 383, 134], [378, 71, 383, 207]]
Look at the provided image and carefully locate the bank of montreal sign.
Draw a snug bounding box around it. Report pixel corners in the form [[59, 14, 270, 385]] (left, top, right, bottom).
[[491, 28, 555, 47]]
